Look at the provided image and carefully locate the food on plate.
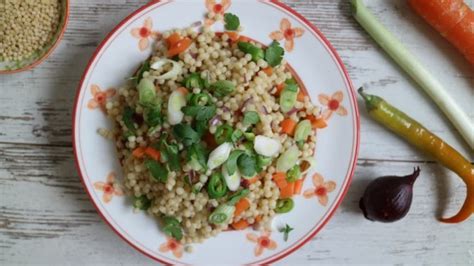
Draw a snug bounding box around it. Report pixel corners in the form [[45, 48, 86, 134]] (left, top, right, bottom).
[[408, 0, 474, 65], [103, 19, 322, 244], [359, 88, 474, 223], [351, 0, 474, 149], [0, 0, 62, 62], [359, 167, 420, 223]]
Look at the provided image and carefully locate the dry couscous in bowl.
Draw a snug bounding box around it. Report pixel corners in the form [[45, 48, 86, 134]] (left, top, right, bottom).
[[74, 1, 358, 264], [0, 0, 69, 73]]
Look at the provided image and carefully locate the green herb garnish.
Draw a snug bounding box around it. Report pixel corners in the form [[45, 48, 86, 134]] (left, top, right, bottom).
[[187, 142, 208, 171], [243, 111, 260, 126], [162, 216, 183, 240], [145, 159, 168, 182], [265, 41, 284, 67], [237, 153, 257, 178], [238, 42, 264, 62], [182, 105, 217, 121], [210, 80, 235, 98], [279, 224, 294, 242], [286, 165, 301, 182], [224, 13, 240, 31], [133, 195, 151, 210], [225, 150, 245, 175], [183, 73, 206, 89], [230, 129, 243, 143], [123, 106, 137, 134], [172, 123, 200, 146]]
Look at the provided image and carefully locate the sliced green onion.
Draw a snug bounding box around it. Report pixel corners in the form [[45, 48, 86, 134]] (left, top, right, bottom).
[[183, 73, 205, 89], [254, 135, 281, 157], [238, 42, 264, 62], [286, 165, 301, 182], [256, 155, 272, 171], [276, 145, 299, 172], [137, 78, 156, 107], [189, 92, 211, 106], [294, 120, 312, 142], [275, 198, 294, 213], [167, 89, 187, 125], [208, 204, 235, 224], [243, 111, 260, 126], [150, 59, 182, 80], [227, 189, 250, 205], [230, 129, 243, 143], [207, 142, 233, 170], [279, 83, 298, 113], [222, 166, 241, 191], [243, 132, 255, 141]]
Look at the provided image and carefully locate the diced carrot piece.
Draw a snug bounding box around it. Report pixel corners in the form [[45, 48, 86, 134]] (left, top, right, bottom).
[[166, 32, 181, 48], [272, 172, 288, 189], [225, 31, 240, 42], [279, 182, 295, 199], [306, 115, 328, 129], [262, 67, 273, 76], [231, 219, 250, 230], [280, 118, 297, 136], [167, 37, 192, 57], [237, 36, 251, 42], [132, 147, 146, 158], [275, 83, 285, 96], [297, 89, 306, 102], [234, 198, 250, 217], [176, 87, 189, 96], [145, 147, 161, 161], [255, 215, 263, 223], [294, 178, 305, 195]]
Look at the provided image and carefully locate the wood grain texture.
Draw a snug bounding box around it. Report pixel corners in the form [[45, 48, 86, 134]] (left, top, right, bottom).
[[0, 0, 473, 265]]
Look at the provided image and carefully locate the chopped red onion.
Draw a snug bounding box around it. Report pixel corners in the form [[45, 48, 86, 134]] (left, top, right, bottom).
[[287, 108, 298, 116], [209, 115, 221, 126]]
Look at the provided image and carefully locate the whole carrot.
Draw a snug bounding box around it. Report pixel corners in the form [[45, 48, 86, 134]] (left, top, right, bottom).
[[408, 0, 474, 64], [358, 88, 473, 223]]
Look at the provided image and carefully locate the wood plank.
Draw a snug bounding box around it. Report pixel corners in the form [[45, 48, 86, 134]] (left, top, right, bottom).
[[0, 0, 471, 160], [0, 143, 471, 264]]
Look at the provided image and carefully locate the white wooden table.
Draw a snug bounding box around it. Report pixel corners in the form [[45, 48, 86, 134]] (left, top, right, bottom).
[[1, 0, 473, 265]]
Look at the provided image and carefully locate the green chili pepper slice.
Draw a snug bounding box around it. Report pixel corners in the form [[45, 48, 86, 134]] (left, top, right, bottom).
[[214, 124, 234, 145], [207, 172, 228, 199], [275, 198, 294, 213]]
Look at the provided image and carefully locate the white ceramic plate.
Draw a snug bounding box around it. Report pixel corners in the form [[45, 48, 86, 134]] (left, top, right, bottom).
[[73, 0, 359, 264]]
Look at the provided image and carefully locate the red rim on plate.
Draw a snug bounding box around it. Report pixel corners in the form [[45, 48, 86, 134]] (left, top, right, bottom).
[[72, 0, 360, 264]]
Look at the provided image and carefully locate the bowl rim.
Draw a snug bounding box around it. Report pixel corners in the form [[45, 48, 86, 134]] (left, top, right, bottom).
[[72, 0, 360, 264], [0, 0, 70, 75]]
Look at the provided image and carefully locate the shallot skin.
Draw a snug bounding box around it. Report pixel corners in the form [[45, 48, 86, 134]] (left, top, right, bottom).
[[359, 167, 420, 223]]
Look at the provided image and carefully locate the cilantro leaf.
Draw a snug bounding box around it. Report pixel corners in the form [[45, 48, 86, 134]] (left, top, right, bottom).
[[162, 216, 183, 240], [243, 111, 260, 126], [237, 153, 257, 177], [145, 160, 168, 182], [224, 13, 240, 31], [187, 142, 208, 170], [225, 150, 245, 175], [182, 105, 217, 121], [265, 41, 285, 67], [231, 129, 243, 143], [172, 124, 200, 146], [122, 106, 137, 134], [210, 80, 235, 98], [278, 224, 294, 242]]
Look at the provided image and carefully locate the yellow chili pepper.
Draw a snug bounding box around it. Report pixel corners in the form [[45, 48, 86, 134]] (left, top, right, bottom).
[[359, 88, 473, 223]]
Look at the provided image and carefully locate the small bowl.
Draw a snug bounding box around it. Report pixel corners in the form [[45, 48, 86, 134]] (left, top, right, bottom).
[[0, 0, 69, 74]]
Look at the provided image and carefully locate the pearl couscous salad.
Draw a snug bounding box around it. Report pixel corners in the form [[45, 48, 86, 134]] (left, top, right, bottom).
[[103, 14, 322, 244]]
